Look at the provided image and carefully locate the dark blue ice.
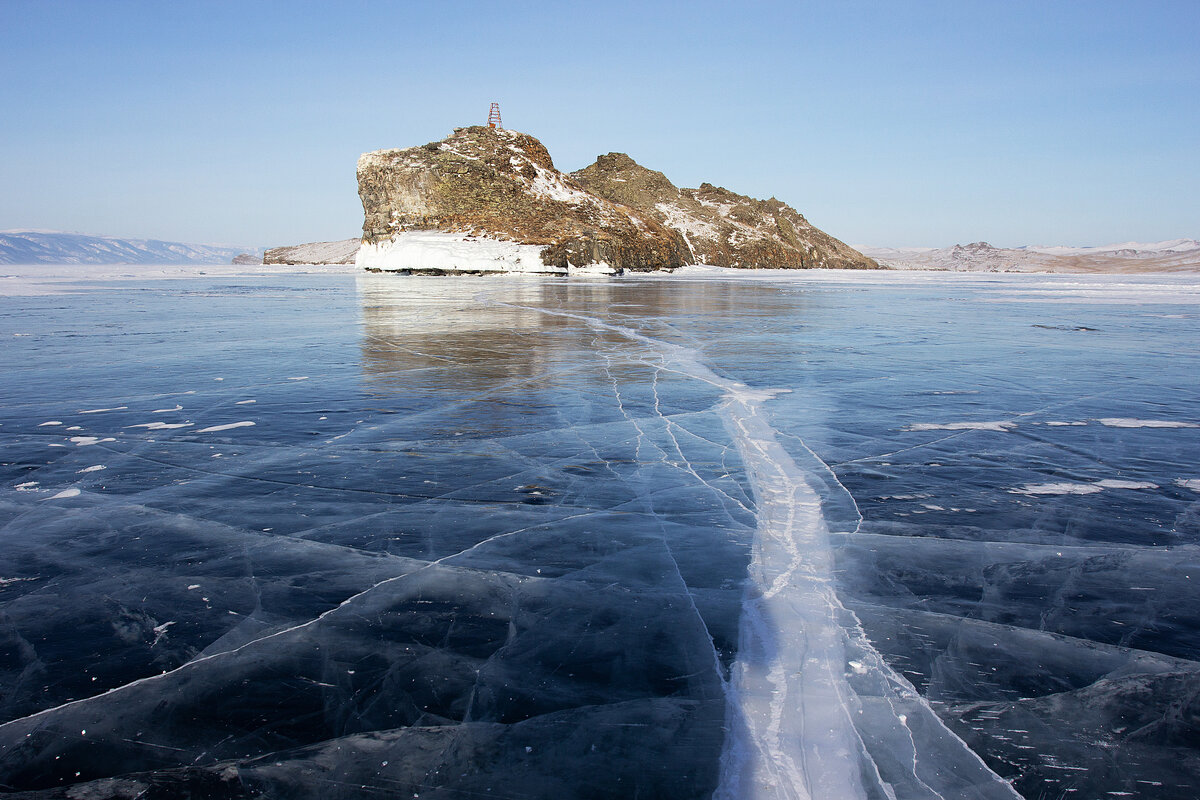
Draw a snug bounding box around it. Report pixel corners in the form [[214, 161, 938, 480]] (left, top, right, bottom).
[[0, 270, 1197, 799]]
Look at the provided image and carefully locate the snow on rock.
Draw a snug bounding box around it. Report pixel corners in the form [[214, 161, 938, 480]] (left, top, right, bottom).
[[358, 232, 569, 275], [573, 153, 878, 271]]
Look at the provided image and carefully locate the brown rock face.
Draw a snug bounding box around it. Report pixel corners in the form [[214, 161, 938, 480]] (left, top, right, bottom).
[[357, 127, 690, 272], [571, 153, 879, 270]]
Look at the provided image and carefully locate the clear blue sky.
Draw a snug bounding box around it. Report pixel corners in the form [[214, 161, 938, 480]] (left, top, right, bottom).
[[1, 0, 1196, 248]]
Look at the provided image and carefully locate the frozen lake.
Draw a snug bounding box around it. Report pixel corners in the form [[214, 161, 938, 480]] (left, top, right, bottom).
[[1, 267, 1198, 799]]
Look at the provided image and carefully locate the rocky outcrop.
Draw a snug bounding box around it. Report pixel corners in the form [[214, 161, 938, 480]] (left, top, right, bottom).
[[571, 153, 879, 270], [356, 127, 689, 274], [263, 239, 359, 265]]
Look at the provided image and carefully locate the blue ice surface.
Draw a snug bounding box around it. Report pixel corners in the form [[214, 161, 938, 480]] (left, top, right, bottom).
[[0, 268, 1197, 799]]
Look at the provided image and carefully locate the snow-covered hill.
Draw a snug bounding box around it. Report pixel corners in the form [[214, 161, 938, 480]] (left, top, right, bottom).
[[0, 230, 259, 265], [856, 239, 1200, 273], [263, 239, 359, 265]]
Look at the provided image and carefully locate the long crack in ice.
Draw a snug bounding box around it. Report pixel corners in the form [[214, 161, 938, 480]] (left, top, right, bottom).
[[480, 292, 1022, 800]]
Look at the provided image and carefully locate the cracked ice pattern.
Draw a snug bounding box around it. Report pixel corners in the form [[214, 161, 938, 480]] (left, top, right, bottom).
[[0, 270, 1198, 799]]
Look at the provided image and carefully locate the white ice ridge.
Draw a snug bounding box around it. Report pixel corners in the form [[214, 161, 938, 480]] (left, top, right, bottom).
[[479, 292, 1020, 800]]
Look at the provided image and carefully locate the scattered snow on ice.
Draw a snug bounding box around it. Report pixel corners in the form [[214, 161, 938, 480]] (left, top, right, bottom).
[[1095, 479, 1158, 490], [1012, 482, 1104, 496], [152, 405, 183, 413], [77, 465, 106, 473], [195, 421, 255, 433], [907, 421, 1016, 432], [37, 421, 63, 427], [1096, 418, 1197, 428], [78, 407, 127, 414], [45, 488, 81, 499], [69, 436, 115, 446], [1176, 479, 1200, 492], [15, 481, 39, 491], [1012, 479, 1158, 496], [126, 422, 193, 430]]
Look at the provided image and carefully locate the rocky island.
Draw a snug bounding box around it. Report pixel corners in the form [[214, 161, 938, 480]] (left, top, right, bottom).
[[354, 126, 877, 274]]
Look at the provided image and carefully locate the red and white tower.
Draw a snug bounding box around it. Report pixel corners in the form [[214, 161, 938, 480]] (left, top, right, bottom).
[[487, 102, 502, 129]]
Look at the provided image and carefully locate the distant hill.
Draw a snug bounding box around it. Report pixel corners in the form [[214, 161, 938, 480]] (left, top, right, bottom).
[[0, 231, 260, 265], [857, 239, 1200, 273], [263, 239, 359, 265]]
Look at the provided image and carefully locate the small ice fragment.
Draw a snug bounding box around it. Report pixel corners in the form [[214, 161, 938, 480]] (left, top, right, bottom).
[[66, 426, 82, 431], [288, 376, 309, 381], [1096, 418, 1197, 428], [37, 421, 63, 427], [1176, 479, 1200, 492], [524, 746, 533, 754], [45, 488, 81, 499], [187, 585, 200, 590], [152, 405, 183, 413], [847, 660, 868, 675], [15, 481, 39, 490], [77, 465, 106, 473], [78, 407, 127, 414], [235, 399, 256, 405], [214, 377, 224, 381], [69, 436, 115, 446], [195, 421, 255, 433]]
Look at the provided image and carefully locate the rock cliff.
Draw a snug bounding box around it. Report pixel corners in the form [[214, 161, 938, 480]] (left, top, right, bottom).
[[571, 153, 878, 270], [356, 127, 689, 274]]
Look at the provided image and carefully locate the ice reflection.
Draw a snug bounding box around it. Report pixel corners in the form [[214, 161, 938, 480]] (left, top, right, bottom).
[[0, 273, 756, 798]]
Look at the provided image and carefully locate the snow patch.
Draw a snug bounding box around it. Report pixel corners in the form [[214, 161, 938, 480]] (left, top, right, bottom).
[[356, 232, 557, 274], [1096, 418, 1198, 428], [907, 421, 1016, 432], [69, 436, 115, 446], [1012, 479, 1157, 496], [195, 421, 255, 433]]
